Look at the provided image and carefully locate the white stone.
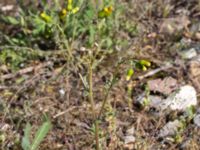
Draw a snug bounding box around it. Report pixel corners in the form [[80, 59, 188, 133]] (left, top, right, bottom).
[[180, 48, 197, 59], [160, 85, 197, 111], [59, 89, 65, 96]]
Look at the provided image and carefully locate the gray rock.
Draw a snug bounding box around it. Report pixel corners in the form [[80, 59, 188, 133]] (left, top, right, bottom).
[[136, 93, 163, 108], [148, 95, 163, 107], [196, 108, 200, 114], [180, 139, 192, 150], [194, 114, 200, 127], [159, 85, 197, 111], [158, 120, 181, 138]]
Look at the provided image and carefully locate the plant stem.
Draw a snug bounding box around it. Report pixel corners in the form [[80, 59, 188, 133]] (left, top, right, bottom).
[[94, 120, 99, 150], [98, 82, 113, 119], [88, 61, 99, 150], [97, 60, 123, 119]]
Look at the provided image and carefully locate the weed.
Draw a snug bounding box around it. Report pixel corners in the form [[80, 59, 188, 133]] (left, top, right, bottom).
[[21, 118, 52, 150], [1, 0, 119, 51]]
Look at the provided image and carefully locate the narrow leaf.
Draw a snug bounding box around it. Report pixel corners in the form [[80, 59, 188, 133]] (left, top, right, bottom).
[[21, 123, 32, 150], [30, 121, 52, 150]]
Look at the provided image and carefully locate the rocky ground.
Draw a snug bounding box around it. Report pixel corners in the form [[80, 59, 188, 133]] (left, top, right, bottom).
[[1, 0, 200, 150]]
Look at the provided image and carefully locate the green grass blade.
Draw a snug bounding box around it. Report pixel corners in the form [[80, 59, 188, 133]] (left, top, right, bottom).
[[30, 121, 52, 150], [21, 123, 32, 150]]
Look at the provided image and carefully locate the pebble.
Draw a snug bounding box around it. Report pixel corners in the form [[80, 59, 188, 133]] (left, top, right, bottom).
[[158, 120, 181, 138], [180, 48, 197, 59], [194, 114, 200, 127]]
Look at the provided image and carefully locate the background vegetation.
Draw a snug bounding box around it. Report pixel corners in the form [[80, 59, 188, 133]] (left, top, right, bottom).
[[0, 0, 200, 149]]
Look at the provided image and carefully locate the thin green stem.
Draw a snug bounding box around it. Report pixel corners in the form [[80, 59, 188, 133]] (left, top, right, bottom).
[[97, 81, 113, 119], [88, 61, 99, 150], [97, 60, 124, 119]]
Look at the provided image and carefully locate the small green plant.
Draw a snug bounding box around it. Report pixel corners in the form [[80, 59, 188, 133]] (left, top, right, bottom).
[[21, 120, 52, 150], [0, 49, 27, 71], [185, 106, 196, 122], [1, 0, 119, 52], [85, 54, 152, 149]]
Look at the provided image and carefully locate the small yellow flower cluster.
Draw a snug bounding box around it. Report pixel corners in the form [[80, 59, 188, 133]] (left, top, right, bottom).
[[137, 60, 151, 71], [59, 0, 79, 20], [98, 6, 113, 18], [40, 12, 52, 22], [126, 60, 151, 81]]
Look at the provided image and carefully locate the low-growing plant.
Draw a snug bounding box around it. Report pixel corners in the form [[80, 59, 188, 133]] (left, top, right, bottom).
[[1, 0, 123, 53], [0, 1, 153, 149], [85, 55, 152, 149], [21, 119, 52, 150], [0, 49, 26, 71]]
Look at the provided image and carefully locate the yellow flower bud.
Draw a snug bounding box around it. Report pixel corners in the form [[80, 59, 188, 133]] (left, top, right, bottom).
[[126, 68, 134, 81], [72, 7, 79, 14], [104, 6, 113, 16], [40, 12, 51, 22], [59, 9, 67, 20], [98, 6, 113, 18], [139, 60, 151, 67], [67, 0, 73, 10], [61, 9, 67, 15], [67, 4, 73, 11], [68, 0, 72, 5], [142, 65, 147, 71]]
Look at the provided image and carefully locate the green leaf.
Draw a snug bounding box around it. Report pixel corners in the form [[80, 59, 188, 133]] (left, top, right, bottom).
[[89, 26, 95, 45], [30, 121, 52, 150], [85, 8, 95, 19], [79, 73, 89, 89], [32, 24, 45, 36], [2, 16, 19, 25], [21, 123, 31, 150]]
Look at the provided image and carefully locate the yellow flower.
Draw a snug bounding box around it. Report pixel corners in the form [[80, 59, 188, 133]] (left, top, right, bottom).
[[40, 12, 52, 22], [68, 0, 72, 4], [135, 59, 151, 71], [103, 6, 113, 16], [72, 7, 79, 14], [67, 0, 73, 11], [98, 6, 113, 18], [61, 9, 67, 15], [59, 9, 67, 20]]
